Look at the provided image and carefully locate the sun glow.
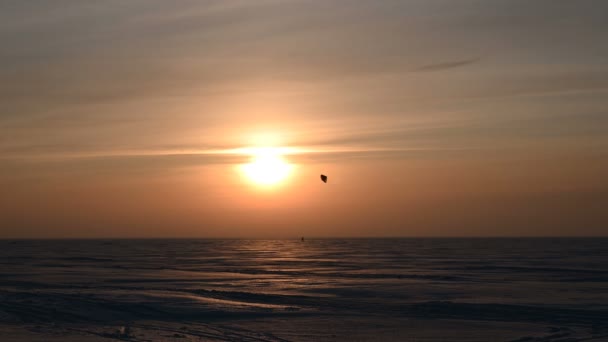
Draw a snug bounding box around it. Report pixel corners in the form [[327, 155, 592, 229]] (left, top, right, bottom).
[[240, 148, 294, 187]]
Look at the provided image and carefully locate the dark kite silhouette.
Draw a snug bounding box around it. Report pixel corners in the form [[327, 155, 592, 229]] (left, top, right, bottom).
[[320, 174, 327, 183]]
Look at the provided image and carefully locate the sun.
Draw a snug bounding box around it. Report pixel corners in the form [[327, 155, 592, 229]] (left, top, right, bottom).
[[240, 148, 294, 187]]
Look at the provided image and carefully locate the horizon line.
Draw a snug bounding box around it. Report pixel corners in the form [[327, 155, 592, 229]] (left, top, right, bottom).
[[2, 235, 607, 240]]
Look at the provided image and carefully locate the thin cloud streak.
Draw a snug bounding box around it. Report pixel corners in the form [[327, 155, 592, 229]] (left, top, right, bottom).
[[0, 145, 472, 163], [414, 58, 480, 72]]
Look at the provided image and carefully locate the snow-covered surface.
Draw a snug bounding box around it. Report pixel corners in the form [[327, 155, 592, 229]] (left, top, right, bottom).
[[1, 238, 607, 341]]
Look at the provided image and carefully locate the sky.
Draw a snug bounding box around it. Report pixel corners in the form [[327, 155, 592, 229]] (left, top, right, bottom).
[[1, 0, 608, 238]]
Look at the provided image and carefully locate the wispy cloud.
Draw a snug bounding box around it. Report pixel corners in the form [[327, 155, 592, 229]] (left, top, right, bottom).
[[414, 58, 480, 72], [2, 1, 608, 166]]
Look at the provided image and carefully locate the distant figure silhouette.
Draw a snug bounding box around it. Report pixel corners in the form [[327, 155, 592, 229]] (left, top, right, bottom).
[[301, 237, 304, 242], [320, 174, 327, 183]]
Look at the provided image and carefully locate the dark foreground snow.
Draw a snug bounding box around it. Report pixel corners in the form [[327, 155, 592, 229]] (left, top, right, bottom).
[[1, 238, 607, 341]]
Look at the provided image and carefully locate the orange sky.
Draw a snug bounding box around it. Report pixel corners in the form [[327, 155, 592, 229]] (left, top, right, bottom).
[[1, 1, 608, 238]]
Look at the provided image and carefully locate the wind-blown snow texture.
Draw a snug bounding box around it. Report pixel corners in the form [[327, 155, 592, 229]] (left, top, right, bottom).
[[1, 238, 607, 341]]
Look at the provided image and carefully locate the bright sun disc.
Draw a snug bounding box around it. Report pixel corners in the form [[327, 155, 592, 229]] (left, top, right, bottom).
[[240, 149, 293, 187]]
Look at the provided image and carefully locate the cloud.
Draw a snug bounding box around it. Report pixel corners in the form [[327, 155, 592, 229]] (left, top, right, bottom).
[[2, 1, 608, 169], [414, 58, 480, 72]]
